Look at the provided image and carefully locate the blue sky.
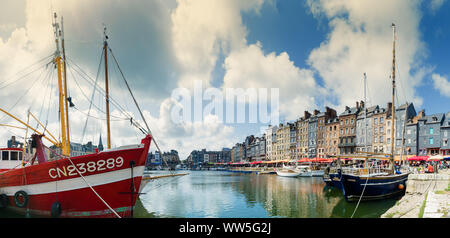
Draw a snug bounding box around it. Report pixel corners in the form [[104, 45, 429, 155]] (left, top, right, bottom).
[[0, 0, 449, 159]]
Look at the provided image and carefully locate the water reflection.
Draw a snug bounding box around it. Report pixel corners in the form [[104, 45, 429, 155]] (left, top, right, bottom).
[[139, 171, 398, 218]]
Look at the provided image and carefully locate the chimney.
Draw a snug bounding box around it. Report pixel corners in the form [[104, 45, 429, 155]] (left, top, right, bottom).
[[360, 100, 365, 109], [345, 106, 350, 111], [304, 111, 311, 119], [314, 109, 320, 116], [356, 101, 359, 109], [387, 102, 392, 117], [418, 109, 425, 118]]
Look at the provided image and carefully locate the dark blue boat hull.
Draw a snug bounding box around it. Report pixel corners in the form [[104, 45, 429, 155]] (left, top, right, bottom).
[[341, 173, 409, 202], [323, 173, 344, 191]]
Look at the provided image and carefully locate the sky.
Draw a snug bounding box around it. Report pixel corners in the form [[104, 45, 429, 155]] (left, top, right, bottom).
[[0, 0, 449, 160]]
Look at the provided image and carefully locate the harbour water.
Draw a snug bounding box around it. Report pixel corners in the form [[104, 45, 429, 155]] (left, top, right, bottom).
[[136, 170, 399, 218], [0, 170, 400, 218]]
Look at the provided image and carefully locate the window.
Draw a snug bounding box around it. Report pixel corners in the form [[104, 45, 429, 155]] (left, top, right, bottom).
[[380, 126, 384, 133], [430, 138, 434, 145], [430, 128, 434, 135], [374, 118, 378, 125], [2, 151, 9, 160], [346, 119, 349, 125], [380, 136, 383, 143], [10, 151, 18, 161], [380, 117, 384, 123], [407, 129, 411, 135]]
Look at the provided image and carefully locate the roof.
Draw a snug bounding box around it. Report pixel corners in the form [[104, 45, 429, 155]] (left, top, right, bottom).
[[339, 106, 359, 117], [441, 112, 450, 128], [419, 113, 445, 124], [357, 105, 379, 117]]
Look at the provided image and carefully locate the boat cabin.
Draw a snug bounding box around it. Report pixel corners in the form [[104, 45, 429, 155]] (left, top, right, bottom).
[[0, 148, 24, 172]]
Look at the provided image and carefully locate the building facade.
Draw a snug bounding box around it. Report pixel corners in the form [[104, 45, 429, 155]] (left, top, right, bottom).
[[372, 105, 391, 154], [394, 103, 417, 155], [324, 117, 339, 157], [265, 125, 278, 161], [296, 111, 311, 158], [418, 113, 444, 156], [308, 111, 319, 158], [356, 102, 376, 153], [441, 112, 450, 155], [338, 103, 360, 155], [317, 107, 337, 158]]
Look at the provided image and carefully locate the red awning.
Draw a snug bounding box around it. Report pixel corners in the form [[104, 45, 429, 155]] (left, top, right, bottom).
[[250, 161, 263, 165], [408, 156, 429, 161]]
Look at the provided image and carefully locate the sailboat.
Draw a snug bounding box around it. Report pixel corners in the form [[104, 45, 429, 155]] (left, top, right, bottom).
[[0, 14, 153, 217], [338, 23, 409, 202]]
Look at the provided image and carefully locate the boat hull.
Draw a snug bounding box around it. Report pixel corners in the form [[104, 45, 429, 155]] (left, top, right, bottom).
[[341, 172, 409, 202], [323, 173, 344, 191], [0, 135, 151, 218], [276, 170, 300, 177]]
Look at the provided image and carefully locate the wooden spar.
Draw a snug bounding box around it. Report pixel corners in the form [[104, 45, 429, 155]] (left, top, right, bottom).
[[390, 23, 396, 172], [61, 16, 71, 155], [0, 123, 27, 130], [53, 13, 69, 156], [28, 110, 59, 146], [0, 108, 59, 147], [103, 27, 111, 150]]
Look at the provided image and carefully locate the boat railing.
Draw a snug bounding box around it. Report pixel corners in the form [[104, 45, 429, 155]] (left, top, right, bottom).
[[329, 166, 391, 176]]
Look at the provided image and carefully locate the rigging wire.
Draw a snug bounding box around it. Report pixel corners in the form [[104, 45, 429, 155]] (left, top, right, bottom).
[[0, 61, 51, 123], [0, 54, 54, 90], [108, 46, 174, 174], [79, 50, 104, 143], [67, 56, 148, 135]]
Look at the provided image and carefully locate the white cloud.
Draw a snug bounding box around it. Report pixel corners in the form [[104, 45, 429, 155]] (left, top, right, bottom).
[[143, 98, 235, 159], [430, 0, 446, 13], [431, 73, 450, 98], [306, 0, 427, 110], [170, 0, 264, 88], [222, 42, 320, 121]]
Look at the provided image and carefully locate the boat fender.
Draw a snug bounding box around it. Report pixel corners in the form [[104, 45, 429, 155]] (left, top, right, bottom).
[[398, 184, 405, 190], [0, 194, 9, 208], [51, 202, 62, 218], [14, 190, 29, 208]]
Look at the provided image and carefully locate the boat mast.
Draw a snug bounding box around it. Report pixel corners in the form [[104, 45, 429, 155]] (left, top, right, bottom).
[[390, 23, 396, 171], [61, 16, 71, 156], [53, 13, 70, 156], [103, 26, 112, 149], [364, 73, 367, 153]]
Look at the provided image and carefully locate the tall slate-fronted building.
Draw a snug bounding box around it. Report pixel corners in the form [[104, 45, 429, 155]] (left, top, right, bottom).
[[404, 110, 425, 156], [394, 103, 417, 155], [418, 113, 444, 156], [308, 110, 319, 158], [441, 112, 450, 156], [356, 102, 377, 153]]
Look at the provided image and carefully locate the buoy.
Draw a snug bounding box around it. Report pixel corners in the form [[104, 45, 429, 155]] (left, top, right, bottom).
[[51, 201, 62, 218], [398, 184, 405, 190], [0, 194, 9, 208], [14, 190, 29, 208]]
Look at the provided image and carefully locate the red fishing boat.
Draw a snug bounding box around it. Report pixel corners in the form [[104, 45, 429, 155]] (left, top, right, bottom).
[[0, 134, 151, 218], [0, 13, 155, 218]]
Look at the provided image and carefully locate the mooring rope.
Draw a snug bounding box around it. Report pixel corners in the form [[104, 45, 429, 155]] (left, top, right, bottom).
[[350, 162, 375, 218], [44, 145, 121, 218]]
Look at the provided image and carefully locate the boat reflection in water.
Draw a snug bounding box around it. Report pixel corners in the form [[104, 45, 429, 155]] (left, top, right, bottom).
[[138, 171, 397, 218]]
